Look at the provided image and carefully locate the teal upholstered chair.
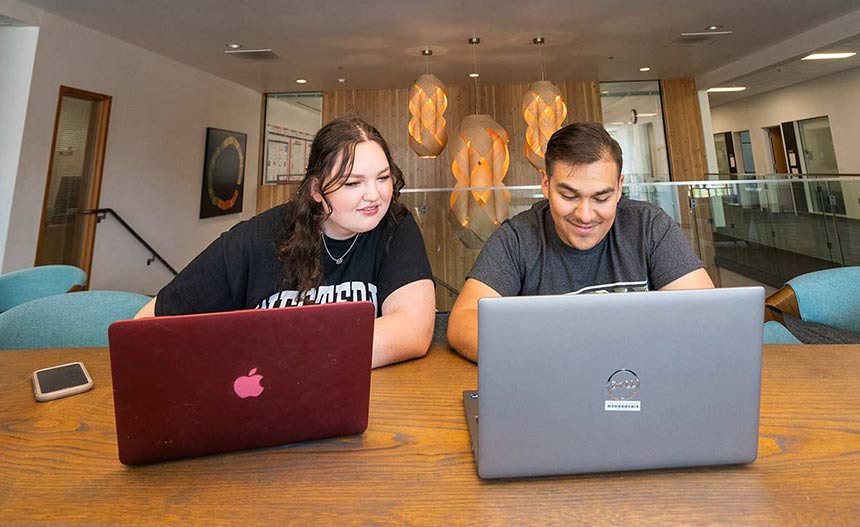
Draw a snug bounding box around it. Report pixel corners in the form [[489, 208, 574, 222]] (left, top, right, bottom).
[[764, 267, 860, 344], [0, 291, 151, 350], [763, 321, 802, 345], [786, 267, 860, 333], [0, 265, 87, 312]]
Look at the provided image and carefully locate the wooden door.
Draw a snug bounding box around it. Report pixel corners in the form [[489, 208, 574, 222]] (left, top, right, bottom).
[[34, 86, 112, 286]]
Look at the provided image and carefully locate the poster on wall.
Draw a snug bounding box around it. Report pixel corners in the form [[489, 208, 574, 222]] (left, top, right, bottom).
[[200, 127, 246, 219], [289, 137, 306, 176], [263, 124, 314, 184], [266, 139, 290, 182]]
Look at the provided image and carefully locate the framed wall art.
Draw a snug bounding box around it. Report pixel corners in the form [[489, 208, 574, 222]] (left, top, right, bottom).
[[200, 127, 246, 218]]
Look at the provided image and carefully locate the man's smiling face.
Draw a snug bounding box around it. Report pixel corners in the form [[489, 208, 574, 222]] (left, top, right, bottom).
[[541, 156, 624, 251]]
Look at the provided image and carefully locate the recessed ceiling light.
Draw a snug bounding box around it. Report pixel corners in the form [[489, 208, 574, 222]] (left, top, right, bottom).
[[468, 72, 480, 78], [639, 67, 651, 72], [295, 79, 307, 84], [801, 52, 856, 60], [224, 48, 273, 55], [706, 86, 747, 92], [226, 43, 242, 49], [337, 78, 347, 84], [705, 25, 723, 31]]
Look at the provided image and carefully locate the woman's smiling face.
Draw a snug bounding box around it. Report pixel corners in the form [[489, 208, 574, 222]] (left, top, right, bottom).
[[316, 140, 393, 240]]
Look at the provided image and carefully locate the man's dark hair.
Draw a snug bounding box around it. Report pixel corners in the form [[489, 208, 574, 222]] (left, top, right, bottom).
[[544, 122, 623, 179]]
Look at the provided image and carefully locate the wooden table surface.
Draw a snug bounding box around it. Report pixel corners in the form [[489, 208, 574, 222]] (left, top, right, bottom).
[[1, 344, 860, 526]]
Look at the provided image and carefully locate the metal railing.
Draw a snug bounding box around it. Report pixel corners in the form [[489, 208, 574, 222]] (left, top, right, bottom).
[[83, 208, 178, 276]]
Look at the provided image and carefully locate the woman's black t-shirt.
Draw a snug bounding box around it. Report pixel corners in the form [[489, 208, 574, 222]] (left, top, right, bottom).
[[155, 202, 433, 317]]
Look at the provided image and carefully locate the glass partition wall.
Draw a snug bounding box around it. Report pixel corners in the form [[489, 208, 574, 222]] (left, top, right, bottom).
[[600, 81, 671, 184], [401, 176, 860, 310]]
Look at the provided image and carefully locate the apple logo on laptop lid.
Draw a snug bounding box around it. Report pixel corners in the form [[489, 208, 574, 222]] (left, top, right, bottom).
[[233, 368, 264, 399]]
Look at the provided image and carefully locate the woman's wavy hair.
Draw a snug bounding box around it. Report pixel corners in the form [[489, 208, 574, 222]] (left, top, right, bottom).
[[278, 116, 406, 296]]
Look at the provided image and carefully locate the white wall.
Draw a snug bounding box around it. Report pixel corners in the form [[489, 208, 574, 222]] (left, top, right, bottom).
[[710, 66, 860, 217], [0, 24, 38, 269], [0, 0, 262, 295], [698, 90, 719, 176]]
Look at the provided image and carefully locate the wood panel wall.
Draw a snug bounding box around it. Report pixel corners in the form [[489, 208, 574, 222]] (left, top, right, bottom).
[[660, 78, 720, 286], [661, 78, 707, 182]]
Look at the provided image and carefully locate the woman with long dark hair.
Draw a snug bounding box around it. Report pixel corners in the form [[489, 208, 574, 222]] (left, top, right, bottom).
[[135, 116, 436, 367]]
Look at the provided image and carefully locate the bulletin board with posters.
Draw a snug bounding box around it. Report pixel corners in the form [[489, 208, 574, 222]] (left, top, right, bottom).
[[264, 126, 313, 183], [262, 93, 322, 185]]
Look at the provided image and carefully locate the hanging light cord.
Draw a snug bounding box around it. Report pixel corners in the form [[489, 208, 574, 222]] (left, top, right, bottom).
[[471, 39, 480, 114], [539, 45, 545, 81], [533, 37, 547, 82]]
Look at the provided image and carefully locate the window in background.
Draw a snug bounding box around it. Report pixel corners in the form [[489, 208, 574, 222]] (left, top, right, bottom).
[[714, 133, 730, 175], [798, 116, 838, 174], [600, 81, 670, 184], [798, 115, 845, 215], [262, 93, 323, 185], [739, 130, 755, 174]]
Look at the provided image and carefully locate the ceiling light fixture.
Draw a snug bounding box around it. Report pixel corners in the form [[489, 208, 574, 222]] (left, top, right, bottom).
[[801, 52, 857, 60], [467, 36, 481, 79], [705, 25, 723, 31], [226, 43, 242, 49], [706, 86, 747, 92], [337, 78, 347, 84], [681, 31, 733, 37], [639, 67, 651, 72], [295, 79, 307, 84]]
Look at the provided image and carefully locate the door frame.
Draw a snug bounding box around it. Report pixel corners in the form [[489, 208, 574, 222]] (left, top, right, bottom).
[[34, 85, 112, 285]]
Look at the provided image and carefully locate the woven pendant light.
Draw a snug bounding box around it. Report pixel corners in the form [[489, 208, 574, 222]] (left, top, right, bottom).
[[523, 80, 567, 170], [450, 114, 511, 248], [408, 73, 448, 158]]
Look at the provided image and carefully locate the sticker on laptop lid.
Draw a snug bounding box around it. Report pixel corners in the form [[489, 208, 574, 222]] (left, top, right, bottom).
[[605, 400, 641, 412], [605, 369, 641, 411]]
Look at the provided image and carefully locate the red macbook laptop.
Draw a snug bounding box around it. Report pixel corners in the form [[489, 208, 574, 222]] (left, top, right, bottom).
[[107, 301, 374, 465]]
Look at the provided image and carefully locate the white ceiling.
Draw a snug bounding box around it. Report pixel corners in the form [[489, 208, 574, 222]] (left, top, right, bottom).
[[708, 34, 860, 106], [12, 0, 860, 96]]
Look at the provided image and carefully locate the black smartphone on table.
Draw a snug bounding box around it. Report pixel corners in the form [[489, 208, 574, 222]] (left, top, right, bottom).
[[32, 362, 94, 402]]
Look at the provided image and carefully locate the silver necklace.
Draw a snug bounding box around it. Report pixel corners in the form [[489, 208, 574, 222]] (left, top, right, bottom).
[[322, 232, 360, 265]]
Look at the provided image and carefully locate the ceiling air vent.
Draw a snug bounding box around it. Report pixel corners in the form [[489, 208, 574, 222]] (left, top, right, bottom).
[[671, 31, 733, 47], [224, 49, 280, 61]]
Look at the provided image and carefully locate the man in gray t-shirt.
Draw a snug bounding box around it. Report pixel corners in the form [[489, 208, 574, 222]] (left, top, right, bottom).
[[447, 122, 714, 362]]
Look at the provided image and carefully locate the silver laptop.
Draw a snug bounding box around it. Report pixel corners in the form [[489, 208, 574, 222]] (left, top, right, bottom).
[[463, 287, 765, 479]]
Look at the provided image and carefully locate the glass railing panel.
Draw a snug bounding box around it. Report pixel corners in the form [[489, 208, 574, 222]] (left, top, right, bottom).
[[765, 178, 837, 281], [824, 178, 860, 267], [401, 176, 860, 309], [690, 174, 859, 287], [402, 187, 546, 310]]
